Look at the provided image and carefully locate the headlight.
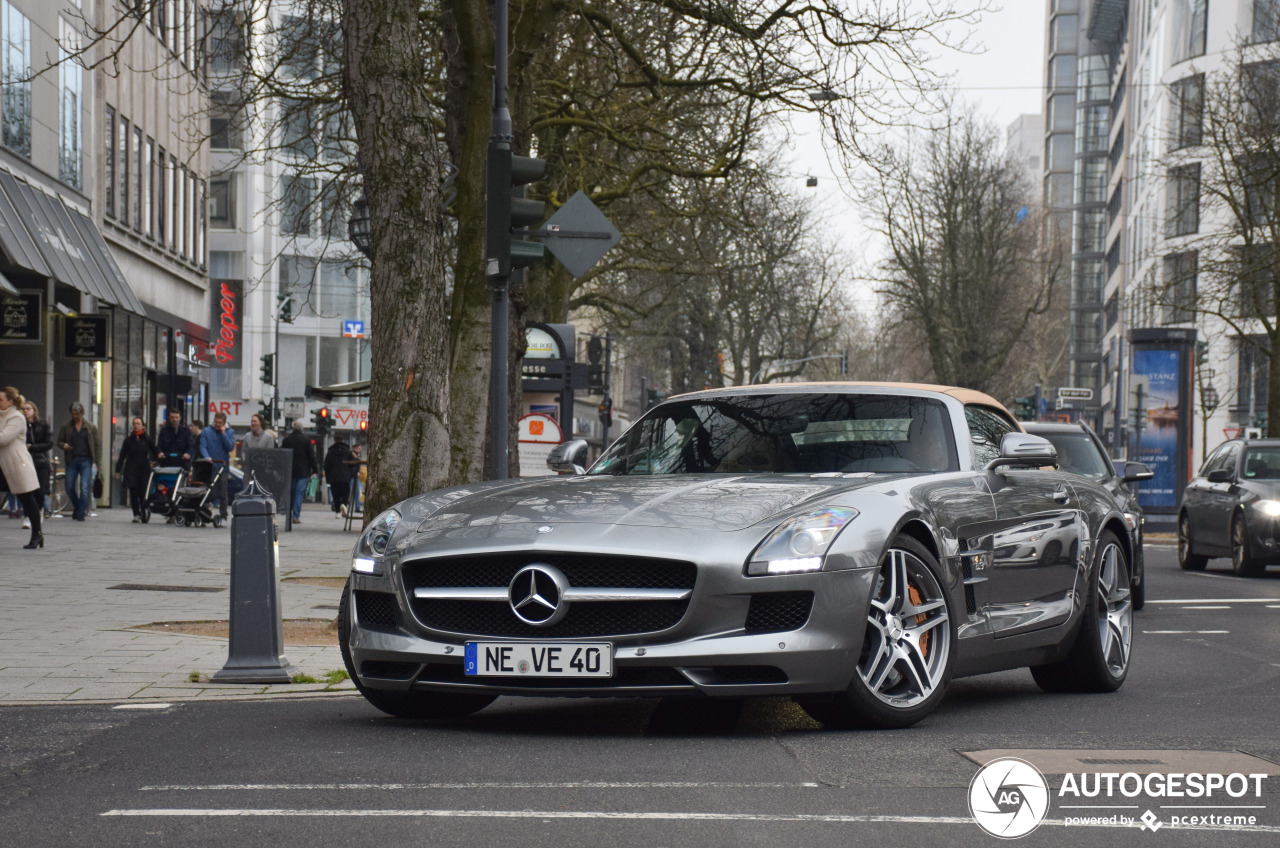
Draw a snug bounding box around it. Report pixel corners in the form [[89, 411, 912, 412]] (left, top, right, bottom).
[[1253, 499, 1280, 517], [746, 507, 858, 576], [352, 508, 403, 574]]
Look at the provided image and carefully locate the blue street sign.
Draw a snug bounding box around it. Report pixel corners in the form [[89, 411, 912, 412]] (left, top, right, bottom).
[[342, 320, 365, 339]]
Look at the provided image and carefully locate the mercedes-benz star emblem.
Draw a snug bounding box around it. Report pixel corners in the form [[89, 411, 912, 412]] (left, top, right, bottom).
[[508, 563, 570, 626], [537, 525, 553, 534]]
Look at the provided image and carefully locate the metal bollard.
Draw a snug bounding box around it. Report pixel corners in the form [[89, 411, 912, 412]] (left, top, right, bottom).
[[211, 474, 297, 683]]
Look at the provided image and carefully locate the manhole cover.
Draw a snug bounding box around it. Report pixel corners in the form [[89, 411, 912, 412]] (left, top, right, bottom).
[[109, 583, 224, 593]]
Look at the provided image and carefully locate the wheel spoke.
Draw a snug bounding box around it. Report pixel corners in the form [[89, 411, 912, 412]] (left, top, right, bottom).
[[862, 643, 897, 692], [906, 614, 948, 639], [904, 597, 946, 618], [1107, 619, 1129, 670], [900, 638, 936, 697]]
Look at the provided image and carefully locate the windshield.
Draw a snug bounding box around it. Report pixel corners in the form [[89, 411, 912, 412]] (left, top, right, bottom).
[[590, 393, 957, 476], [1243, 447, 1280, 480], [1039, 432, 1111, 478]]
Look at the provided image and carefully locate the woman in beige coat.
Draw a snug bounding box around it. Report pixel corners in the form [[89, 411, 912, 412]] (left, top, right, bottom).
[[0, 387, 42, 548]]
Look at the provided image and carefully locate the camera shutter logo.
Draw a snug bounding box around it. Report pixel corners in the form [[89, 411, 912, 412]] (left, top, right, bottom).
[[968, 757, 1050, 839]]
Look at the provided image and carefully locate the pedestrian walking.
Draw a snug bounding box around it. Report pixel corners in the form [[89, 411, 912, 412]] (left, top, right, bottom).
[[156, 408, 194, 468], [21, 399, 52, 526], [56, 401, 99, 522], [116, 417, 158, 522], [351, 443, 367, 511], [241, 414, 277, 451], [324, 435, 354, 518], [198, 413, 235, 522], [281, 420, 318, 523], [188, 421, 205, 459], [0, 387, 44, 549]]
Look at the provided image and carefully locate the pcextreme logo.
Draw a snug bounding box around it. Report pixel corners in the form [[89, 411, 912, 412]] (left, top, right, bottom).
[[969, 758, 1051, 839]]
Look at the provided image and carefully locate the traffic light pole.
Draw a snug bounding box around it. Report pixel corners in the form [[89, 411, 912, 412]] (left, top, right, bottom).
[[486, 0, 513, 481]]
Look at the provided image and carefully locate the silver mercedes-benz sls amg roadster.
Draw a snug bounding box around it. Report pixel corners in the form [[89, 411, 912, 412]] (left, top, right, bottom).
[[339, 383, 1134, 728]]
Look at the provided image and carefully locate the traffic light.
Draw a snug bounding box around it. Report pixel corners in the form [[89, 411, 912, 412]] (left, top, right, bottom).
[[312, 407, 331, 435], [277, 293, 294, 324], [840, 350, 849, 376], [359, 420, 368, 433], [258, 402, 273, 424], [1013, 394, 1036, 421], [1196, 340, 1209, 368], [598, 395, 613, 428], [486, 148, 546, 277], [260, 353, 275, 386]]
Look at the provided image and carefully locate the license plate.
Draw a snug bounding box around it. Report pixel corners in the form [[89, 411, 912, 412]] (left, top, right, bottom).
[[464, 642, 613, 678]]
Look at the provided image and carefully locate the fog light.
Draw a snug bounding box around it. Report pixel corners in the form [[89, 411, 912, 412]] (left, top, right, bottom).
[[1255, 500, 1280, 517], [765, 557, 823, 574], [352, 557, 377, 574]]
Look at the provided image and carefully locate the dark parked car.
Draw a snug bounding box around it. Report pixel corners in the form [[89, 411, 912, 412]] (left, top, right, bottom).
[[1178, 438, 1280, 577], [1025, 422, 1152, 609], [341, 384, 1137, 729]]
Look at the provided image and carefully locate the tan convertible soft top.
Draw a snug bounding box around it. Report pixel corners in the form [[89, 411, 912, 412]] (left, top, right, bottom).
[[679, 381, 1015, 418]]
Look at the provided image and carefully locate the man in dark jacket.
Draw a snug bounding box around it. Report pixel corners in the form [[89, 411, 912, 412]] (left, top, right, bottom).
[[323, 436, 354, 518], [281, 420, 318, 523], [56, 402, 99, 521], [155, 408, 194, 468]]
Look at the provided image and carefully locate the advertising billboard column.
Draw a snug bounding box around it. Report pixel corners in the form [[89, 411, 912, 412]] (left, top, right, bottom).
[[1129, 328, 1197, 519]]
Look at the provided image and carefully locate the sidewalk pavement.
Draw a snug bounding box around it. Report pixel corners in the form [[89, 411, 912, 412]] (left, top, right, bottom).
[[0, 501, 363, 705]]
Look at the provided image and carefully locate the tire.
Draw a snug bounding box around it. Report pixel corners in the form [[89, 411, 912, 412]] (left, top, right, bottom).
[[1031, 530, 1133, 694], [337, 580, 495, 720], [1231, 512, 1266, 578], [173, 515, 187, 527], [798, 535, 955, 729], [1178, 513, 1208, 571], [1130, 534, 1145, 611], [140, 505, 151, 524]]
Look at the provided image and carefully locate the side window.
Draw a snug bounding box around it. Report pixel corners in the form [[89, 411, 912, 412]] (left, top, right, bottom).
[[1196, 446, 1224, 478], [1217, 444, 1241, 478], [965, 405, 1018, 469]]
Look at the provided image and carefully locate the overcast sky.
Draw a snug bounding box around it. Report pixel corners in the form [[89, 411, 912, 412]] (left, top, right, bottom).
[[786, 1, 1049, 304]]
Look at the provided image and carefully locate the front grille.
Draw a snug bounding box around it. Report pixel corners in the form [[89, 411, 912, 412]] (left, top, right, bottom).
[[361, 661, 420, 680], [744, 592, 813, 634], [355, 590, 398, 630], [403, 553, 696, 638], [417, 662, 689, 689], [695, 666, 789, 685]]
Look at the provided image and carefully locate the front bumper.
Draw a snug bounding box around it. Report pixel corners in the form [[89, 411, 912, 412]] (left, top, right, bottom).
[[345, 562, 877, 698]]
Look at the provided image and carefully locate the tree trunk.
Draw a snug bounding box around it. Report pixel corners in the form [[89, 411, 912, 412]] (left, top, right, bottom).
[[1268, 334, 1280, 438], [443, 0, 497, 486], [343, 0, 452, 518]]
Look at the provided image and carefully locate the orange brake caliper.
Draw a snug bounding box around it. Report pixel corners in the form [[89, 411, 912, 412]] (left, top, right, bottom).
[[909, 585, 929, 656]]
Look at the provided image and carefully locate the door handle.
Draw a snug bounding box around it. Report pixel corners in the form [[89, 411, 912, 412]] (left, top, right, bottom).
[[1052, 487, 1071, 504]]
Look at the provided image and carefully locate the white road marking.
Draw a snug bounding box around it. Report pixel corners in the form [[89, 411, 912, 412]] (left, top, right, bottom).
[[1181, 605, 1231, 610], [98, 809, 1280, 832], [1147, 598, 1280, 604], [1142, 630, 1229, 635], [140, 782, 821, 791], [113, 703, 173, 710]]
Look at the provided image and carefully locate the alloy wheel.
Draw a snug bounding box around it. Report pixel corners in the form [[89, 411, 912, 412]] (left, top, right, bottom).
[[1094, 542, 1133, 678], [859, 548, 951, 708]]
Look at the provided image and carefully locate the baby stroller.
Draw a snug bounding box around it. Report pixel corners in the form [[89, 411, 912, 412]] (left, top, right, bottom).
[[142, 465, 186, 524], [172, 459, 227, 528]]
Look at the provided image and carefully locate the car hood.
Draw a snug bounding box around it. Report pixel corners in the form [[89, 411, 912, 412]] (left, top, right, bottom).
[[417, 474, 886, 532]]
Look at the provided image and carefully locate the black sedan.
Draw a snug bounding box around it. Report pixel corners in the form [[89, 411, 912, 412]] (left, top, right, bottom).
[[341, 383, 1136, 729], [1178, 437, 1280, 577], [1025, 422, 1153, 608]]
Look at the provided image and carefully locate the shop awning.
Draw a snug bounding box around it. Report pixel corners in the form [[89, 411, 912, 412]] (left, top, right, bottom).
[[308, 380, 371, 401], [0, 171, 145, 315], [0, 267, 19, 296]]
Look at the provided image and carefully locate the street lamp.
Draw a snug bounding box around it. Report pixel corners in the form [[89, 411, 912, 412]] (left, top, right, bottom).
[[348, 192, 372, 258]]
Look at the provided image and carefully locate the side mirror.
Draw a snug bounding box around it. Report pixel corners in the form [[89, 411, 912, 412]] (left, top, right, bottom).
[[985, 432, 1058, 471], [547, 438, 589, 475], [1206, 468, 1234, 484], [1122, 461, 1154, 483]]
